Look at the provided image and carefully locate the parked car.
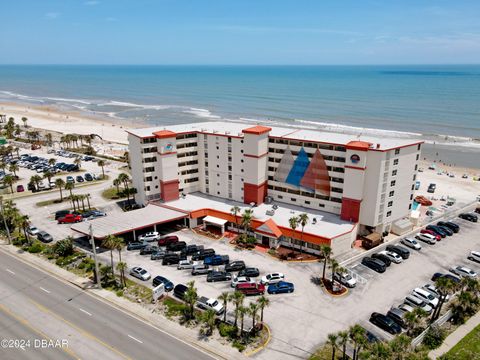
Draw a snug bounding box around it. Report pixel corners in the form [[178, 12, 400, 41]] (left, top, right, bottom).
[[206, 271, 232, 282], [66, 176, 75, 184], [16, 184, 24, 192], [416, 233, 437, 245], [404, 294, 433, 314], [225, 260, 246, 272], [127, 242, 147, 251], [467, 251, 480, 263], [371, 253, 391, 267], [422, 284, 450, 302], [173, 284, 188, 300], [238, 267, 260, 278], [267, 281, 294, 294], [83, 210, 106, 219], [76, 175, 85, 183], [231, 276, 254, 288], [369, 312, 402, 335], [204, 255, 230, 266], [57, 214, 82, 224], [401, 237, 422, 250], [177, 260, 196, 270], [162, 254, 181, 265], [158, 235, 179, 246], [236, 282, 265, 296], [138, 231, 161, 243], [196, 296, 224, 315], [420, 229, 441, 241], [385, 245, 410, 259], [450, 266, 478, 279], [333, 271, 357, 288], [27, 225, 40, 235], [437, 221, 460, 233], [150, 250, 166, 260], [412, 288, 439, 308], [427, 183, 436, 193], [437, 225, 453, 236], [84, 173, 94, 181], [261, 272, 285, 285], [37, 231, 53, 243], [379, 250, 403, 264], [431, 272, 461, 284], [54, 210, 70, 220], [458, 213, 478, 222], [166, 241, 187, 252], [361, 257, 386, 273], [426, 225, 447, 238], [130, 267, 151, 281], [139, 245, 159, 255], [152, 275, 174, 291], [386, 308, 408, 329], [185, 244, 203, 255], [191, 248, 216, 261], [191, 264, 210, 275]]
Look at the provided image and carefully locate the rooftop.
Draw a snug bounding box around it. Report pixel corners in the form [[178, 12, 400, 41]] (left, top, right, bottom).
[[160, 192, 355, 240], [127, 121, 421, 151]]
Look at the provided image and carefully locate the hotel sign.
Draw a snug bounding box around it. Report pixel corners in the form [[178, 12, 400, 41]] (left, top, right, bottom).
[[350, 154, 360, 164]]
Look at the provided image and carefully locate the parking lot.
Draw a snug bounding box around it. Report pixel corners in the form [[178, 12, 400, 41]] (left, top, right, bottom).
[[91, 209, 479, 360]]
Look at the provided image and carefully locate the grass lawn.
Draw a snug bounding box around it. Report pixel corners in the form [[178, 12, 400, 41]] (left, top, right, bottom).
[[443, 324, 480, 360]]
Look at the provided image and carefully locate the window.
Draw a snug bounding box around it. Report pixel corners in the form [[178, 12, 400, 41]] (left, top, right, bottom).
[[416, 154, 420, 161], [228, 175, 232, 180], [278, 195, 283, 199], [217, 165, 219, 168], [144, 166, 155, 173], [216, 146, 219, 150], [390, 180, 396, 187], [413, 174, 417, 181], [415, 164, 418, 170], [305, 201, 310, 205], [395, 149, 400, 155], [411, 184, 415, 190], [241, 159, 244, 163], [389, 191, 395, 197], [145, 186, 150, 191], [228, 137, 231, 143], [386, 211, 392, 217], [388, 201, 393, 207], [417, 144, 421, 150], [217, 155, 219, 159], [291, 198, 296, 202], [409, 204, 412, 210], [410, 194, 413, 200], [143, 156, 157, 163], [217, 191, 220, 195], [393, 159, 399, 165], [217, 173, 220, 177], [228, 166, 232, 171], [392, 170, 397, 176], [145, 176, 153, 182]]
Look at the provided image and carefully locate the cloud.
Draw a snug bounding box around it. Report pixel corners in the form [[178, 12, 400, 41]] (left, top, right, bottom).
[[84, 0, 99, 5], [45, 12, 60, 19]]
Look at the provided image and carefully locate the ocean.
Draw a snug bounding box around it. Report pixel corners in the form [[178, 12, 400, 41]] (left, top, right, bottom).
[[1, 64, 479, 142]]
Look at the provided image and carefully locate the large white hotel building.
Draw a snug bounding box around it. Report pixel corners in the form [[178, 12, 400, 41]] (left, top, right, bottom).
[[127, 122, 422, 255]]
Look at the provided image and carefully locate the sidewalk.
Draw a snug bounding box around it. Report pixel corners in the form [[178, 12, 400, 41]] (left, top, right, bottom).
[[0, 244, 247, 360], [429, 311, 480, 359]]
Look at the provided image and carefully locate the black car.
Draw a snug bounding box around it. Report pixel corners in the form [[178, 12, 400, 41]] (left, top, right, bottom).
[[386, 308, 407, 328], [173, 284, 188, 300], [369, 312, 402, 335], [191, 248, 216, 261], [426, 225, 447, 238], [385, 245, 410, 259], [238, 267, 260, 278], [84, 173, 94, 181], [225, 261, 246, 272], [437, 221, 460, 233], [152, 276, 174, 291], [150, 250, 166, 260], [166, 241, 187, 252], [76, 175, 85, 183], [458, 213, 478, 222], [371, 253, 392, 267], [140, 245, 159, 255], [361, 257, 386, 273], [55, 210, 70, 220], [37, 231, 53, 243], [162, 254, 181, 265], [431, 272, 461, 284], [206, 271, 232, 282], [127, 242, 147, 251], [438, 225, 453, 236], [185, 244, 204, 255]]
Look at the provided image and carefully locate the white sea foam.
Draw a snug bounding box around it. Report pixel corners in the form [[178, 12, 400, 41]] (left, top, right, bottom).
[[0, 91, 45, 103], [97, 101, 173, 110], [184, 107, 221, 119], [45, 97, 91, 105]]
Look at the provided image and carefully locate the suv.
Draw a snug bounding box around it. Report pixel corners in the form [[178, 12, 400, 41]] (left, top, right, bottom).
[[162, 254, 180, 265], [412, 288, 439, 308], [192, 248, 215, 261], [231, 276, 254, 288], [138, 232, 160, 243], [369, 312, 401, 335], [404, 294, 433, 314], [467, 251, 480, 263], [166, 241, 187, 252], [238, 267, 260, 278], [127, 242, 147, 251], [150, 250, 166, 260], [426, 225, 447, 238], [55, 210, 70, 220], [437, 221, 460, 233], [450, 266, 477, 279], [191, 264, 210, 275], [185, 244, 203, 255], [371, 253, 392, 267], [139, 245, 159, 255], [173, 284, 188, 300], [206, 271, 232, 282], [158, 235, 179, 246], [427, 183, 436, 193], [204, 255, 230, 266], [225, 261, 246, 272], [416, 233, 437, 245], [261, 273, 285, 285], [385, 245, 410, 259], [177, 260, 195, 270], [361, 257, 386, 273], [236, 283, 265, 296], [386, 308, 408, 329]]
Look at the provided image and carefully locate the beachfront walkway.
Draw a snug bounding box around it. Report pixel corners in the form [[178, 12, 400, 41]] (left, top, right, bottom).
[[429, 311, 480, 359]]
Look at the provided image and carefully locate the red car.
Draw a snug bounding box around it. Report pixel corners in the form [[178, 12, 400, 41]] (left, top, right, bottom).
[[421, 229, 441, 241], [158, 235, 179, 246], [58, 214, 83, 224], [236, 282, 265, 296]]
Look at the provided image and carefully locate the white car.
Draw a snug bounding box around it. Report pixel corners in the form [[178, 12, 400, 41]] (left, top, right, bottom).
[[422, 284, 450, 302], [467, 251, 480, 263], [129, 267, 151, 281], [260, 272, 285, 285], [450, 266, 478, 279], [412, 288, 439, 308], [333, 271, 357, 288], [416, 233, 437, 245], [401, 237, 422, 250], [177, 260, 195, 270], [231, 276, 253, 288], [138, 232, 160, 243], [379, 250, 403, 264], [404, 294, 433, 314], [27, 226, 40, 235]]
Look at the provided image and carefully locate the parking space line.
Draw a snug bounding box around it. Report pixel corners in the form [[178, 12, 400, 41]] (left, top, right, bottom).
[[127, 334, 143, 344], [79, 308, 92, 316], [39, 287, 51, 293], [6, 268, 15, 275]]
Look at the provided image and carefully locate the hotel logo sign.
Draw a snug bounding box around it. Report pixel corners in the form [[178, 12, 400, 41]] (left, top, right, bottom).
[[163, 142, 174, 153], [350, 154, 360, 164]]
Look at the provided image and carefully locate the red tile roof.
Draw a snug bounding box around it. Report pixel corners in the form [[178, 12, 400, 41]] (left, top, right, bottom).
[[242, 125, 272, 135], [346, 140, 373, 151], [153, 130, 176, 139]]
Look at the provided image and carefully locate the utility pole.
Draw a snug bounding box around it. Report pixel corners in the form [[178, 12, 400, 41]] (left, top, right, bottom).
[[0, 197, 12, 245], [89, 223, 101, 288]]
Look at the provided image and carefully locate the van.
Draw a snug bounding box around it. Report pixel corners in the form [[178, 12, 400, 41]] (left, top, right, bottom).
[[236, 282, 265, 296], [173, 284, 188, 300]]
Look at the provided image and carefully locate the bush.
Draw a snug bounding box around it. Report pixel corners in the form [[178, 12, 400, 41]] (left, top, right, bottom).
[[219, 323, 237, 338], [116, 290, 124, 297], [12, 236, 28, 247], [163, 298, 187, 317], [232, 340, 246, 352], [422, 325, 447, 350], [53, 238, 74, 257], [27, 242, 44, 253]]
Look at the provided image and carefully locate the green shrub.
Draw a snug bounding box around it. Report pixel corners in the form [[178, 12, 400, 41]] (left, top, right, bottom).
[[218, 323, 237, 338], [163, 298, 187, 317], [116, 290, 124, 297], [422, 325, 446, 350], [12, 237, 28, 246], [53, 238, 74, 257], [232, 340, 246, 352], [27, 242, 44, 253]]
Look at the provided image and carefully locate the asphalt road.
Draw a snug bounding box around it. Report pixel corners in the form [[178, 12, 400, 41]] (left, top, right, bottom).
[[0, 250, 216, 360]]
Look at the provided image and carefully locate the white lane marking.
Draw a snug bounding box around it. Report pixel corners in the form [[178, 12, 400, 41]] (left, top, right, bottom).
[[79, 308, 92, 316], [39, 287, 51, 293], [127, 334, 143, 344], [6, 269, 15, 275]]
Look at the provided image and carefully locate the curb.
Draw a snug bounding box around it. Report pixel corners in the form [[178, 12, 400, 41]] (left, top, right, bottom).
[[319, 283, 349, 298], [244, 324, 271, 357]]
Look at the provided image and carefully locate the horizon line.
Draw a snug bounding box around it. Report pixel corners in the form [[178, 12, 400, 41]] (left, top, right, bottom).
[[1, 63, 479, 67]]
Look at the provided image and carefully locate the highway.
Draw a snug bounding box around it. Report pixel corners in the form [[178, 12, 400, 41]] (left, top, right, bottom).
[[0, 250, 216, 360]]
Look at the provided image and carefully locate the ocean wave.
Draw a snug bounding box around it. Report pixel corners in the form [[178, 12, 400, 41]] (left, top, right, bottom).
[[183, 107, 221, 119], [45, 97, 91, 105], [0, 91, 45, 103], [97, 101, 173, 110]]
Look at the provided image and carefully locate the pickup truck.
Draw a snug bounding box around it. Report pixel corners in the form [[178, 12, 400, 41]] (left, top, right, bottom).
[[204, 255, 229, 266], [196, 296, 224, 315], [57, 214, 83, 224]]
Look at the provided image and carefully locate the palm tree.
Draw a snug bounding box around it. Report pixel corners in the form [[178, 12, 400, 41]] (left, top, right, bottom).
[[74, 157, 82, 169], [21, 117, 28, 128], [240, 209, 253, 241], [257, 295, 270, 327], [184, 281, 198, 320], [45, 133, 53, 146], [116, 262, 127, 288], [219, 292, 230, 323], [349, 324, 366, 360], [30, 175, 42, 190], [14, 124, 21, 136], [43, 170, 54, 184], [389, 334, 411, 360], [65, 181, 75, 200], [298, 213, 309, 253], [113, 178, 121, 194], [200, 309, 217, 336], [117, 173, 131, 204], [249, 302, 259, 332], [98, 160, 106, 179], [48, 158, 56, 167], [238, 306, 248, 337], [8, 163, 19, 177], [55, 178, 65, 201], [338, 330, 349, 360], [288, 216, 299, 250], [86, 193, 92, 209], [321, 245, 332, 281], [330, 259, 340, 287], [3, 174, 15, 193], [431, 277, 456, 322], [230, 205, 241, 235], [230, 291, 245, 327], [327, 333, 338, 360], [103, 235, 117, 278], [18, 214, 30, 244]]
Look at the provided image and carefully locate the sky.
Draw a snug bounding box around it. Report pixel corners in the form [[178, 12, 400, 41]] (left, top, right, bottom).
[[1, 0, 479, 65]]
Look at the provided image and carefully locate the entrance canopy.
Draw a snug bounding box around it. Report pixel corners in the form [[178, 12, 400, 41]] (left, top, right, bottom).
[[203, 216, 228, 227]]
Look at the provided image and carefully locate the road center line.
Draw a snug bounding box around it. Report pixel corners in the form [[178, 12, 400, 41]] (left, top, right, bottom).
[[6, 269, 15, 275], [127, 334, 143, 344], [79, 308, 92, 316], [39, 287, 51, 293]]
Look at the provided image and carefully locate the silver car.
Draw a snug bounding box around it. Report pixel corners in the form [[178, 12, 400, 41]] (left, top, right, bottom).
[[401, 237, 422, 250], [129, 267, 151, 281], [450, 266, 477, 279]]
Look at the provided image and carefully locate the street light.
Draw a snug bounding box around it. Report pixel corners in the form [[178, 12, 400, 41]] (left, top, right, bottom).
[[0, 196, 12, 245], [89, 223, 102, 289]]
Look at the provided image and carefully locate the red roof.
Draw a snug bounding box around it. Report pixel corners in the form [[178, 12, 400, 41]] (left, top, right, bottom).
[[346, 140, 373, 151], [153, 130, 176, 139], [242, 125, 272, 135], [255, 218, 283, 238]]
